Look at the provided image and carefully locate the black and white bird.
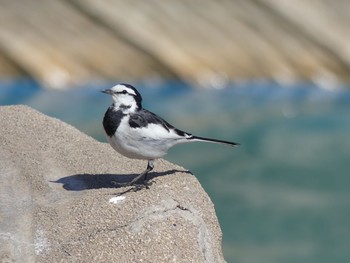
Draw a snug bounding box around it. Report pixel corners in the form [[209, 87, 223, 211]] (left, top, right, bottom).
[[102, 83, 239, 187]]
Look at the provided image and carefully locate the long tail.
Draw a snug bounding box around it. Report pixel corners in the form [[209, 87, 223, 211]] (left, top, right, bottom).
[[188, 135, 240, 147]]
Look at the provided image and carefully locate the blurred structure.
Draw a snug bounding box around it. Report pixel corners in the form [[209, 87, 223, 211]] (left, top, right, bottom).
[[0, 0, 350, 88]]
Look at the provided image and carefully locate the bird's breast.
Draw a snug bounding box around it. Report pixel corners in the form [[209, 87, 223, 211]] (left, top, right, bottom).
[[106, 116, 181, 160], [103, 107, 126, 137]]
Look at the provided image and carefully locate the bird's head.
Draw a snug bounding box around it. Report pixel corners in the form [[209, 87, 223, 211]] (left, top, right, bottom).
[[101, 84, 142, 112]]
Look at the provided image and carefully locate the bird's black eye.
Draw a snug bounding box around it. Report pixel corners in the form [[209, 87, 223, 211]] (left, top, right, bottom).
[[122, 90, 127, 94]]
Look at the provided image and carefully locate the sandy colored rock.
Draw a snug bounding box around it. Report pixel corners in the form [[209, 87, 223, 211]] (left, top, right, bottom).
[[0, 105, 226, 263]]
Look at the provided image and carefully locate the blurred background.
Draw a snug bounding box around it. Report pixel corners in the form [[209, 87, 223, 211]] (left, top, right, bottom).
[[1, 1, 350, 262]]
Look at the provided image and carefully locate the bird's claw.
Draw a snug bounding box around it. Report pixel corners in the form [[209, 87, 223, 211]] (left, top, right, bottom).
[[132, 180, 153, 191]]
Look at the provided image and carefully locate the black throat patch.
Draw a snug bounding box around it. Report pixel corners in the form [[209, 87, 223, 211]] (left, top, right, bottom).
[[119, 104, 131, 110], [103, 107, 126, 137]]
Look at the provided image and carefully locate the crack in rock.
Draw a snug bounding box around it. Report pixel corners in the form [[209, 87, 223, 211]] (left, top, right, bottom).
[[127, 198, 215, 263]]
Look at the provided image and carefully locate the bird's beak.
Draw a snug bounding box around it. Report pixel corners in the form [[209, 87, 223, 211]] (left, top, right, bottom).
[[101, 89, 113, 95]]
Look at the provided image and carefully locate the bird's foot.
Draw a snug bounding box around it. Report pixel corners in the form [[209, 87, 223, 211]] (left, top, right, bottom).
[[132, 180, 154, 191]]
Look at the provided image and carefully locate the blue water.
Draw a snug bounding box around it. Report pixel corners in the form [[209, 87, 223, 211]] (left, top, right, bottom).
[[1, 79, 350, 263]]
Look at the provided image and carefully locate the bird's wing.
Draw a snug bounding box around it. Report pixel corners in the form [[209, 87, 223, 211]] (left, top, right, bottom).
[[129, 109, 190, 137], [129, 110, 239, 146]]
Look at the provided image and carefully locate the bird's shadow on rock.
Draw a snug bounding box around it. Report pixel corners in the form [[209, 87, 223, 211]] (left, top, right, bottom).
[[52, 169, 191, 191]]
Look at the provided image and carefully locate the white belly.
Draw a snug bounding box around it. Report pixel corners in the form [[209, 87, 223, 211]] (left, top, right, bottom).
[[105, 117, 184, 160]]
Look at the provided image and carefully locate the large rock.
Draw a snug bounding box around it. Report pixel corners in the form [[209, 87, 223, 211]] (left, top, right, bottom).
[[0, 105, 226, 263]]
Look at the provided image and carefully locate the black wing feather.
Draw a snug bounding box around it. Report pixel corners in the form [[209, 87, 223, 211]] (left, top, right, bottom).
[[129, 109, 188, 136]]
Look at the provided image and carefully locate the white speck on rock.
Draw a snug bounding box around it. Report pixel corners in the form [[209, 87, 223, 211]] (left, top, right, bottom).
[[34, 229, 50, 255], [109, 196, 126, 204]]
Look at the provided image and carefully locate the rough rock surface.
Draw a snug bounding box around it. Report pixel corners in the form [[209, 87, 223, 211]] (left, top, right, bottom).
[[0, 105, 226, 263]]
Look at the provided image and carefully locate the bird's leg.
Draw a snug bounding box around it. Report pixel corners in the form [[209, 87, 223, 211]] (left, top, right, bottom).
[[112, 160, 155, 190], [143, 160, 154, 182], [127, 160, 154, 186]]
